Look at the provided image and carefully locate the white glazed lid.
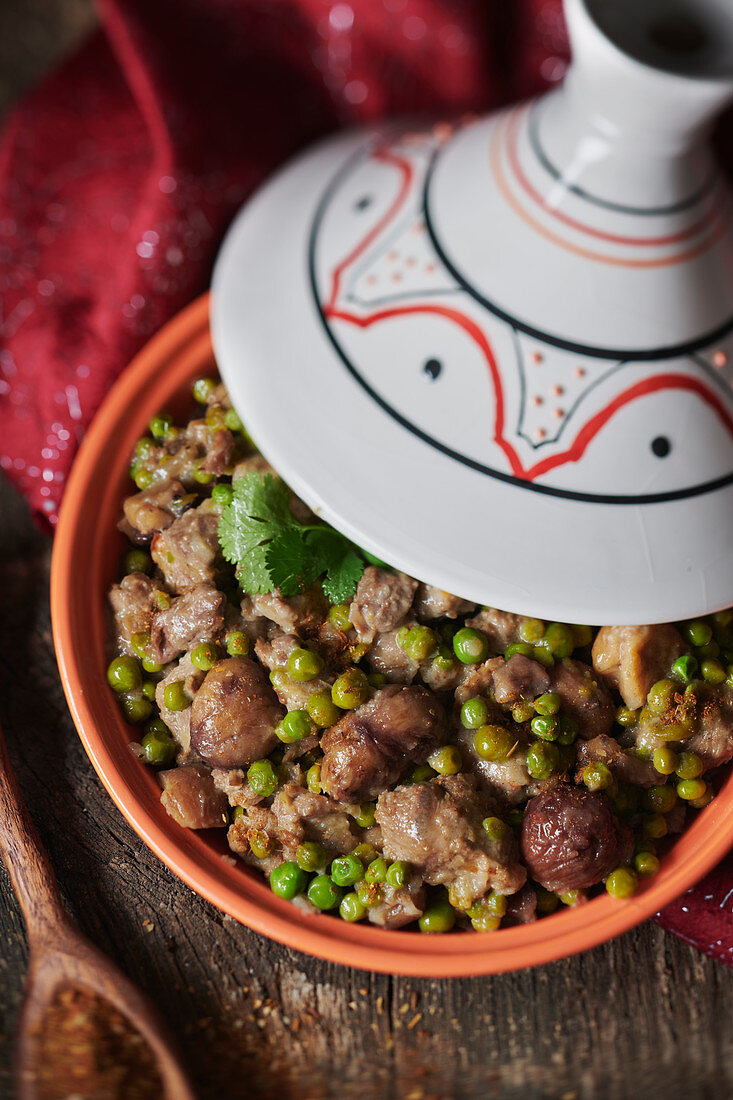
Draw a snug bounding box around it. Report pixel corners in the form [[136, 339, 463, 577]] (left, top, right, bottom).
[[212, 0, 733, 625]]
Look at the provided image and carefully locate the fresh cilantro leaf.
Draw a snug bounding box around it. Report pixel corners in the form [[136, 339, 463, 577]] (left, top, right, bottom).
[[322, 547, 365, 603], [218, 471, 370, 602]]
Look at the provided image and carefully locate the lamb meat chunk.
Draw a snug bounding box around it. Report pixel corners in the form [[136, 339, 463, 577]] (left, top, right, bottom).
[[189, 657, 283, 767], [366, 628, 419, 685], [120, 478, 186, 543], [413, 584, 476, 621], [521, 782, 632, 893], [159, 764, 229, 829], [232, 452, 273, 481], [592, 625, 686, 710], [108, 573, 159, 655], [491, 654, 551, 705], [550, 659, 615, 740], [375, 774, 526, 909], [320, 685, 447, 803], [270, 782, 358, 861], [349, 567, 418, 643], [150, 583, 226, 664], [455, 658, 503, 707], [210, 767, 262, 809], [199, 427, 235, 475], [367, 879, 426, 929], [249, 587, 328, 639], [155, 654, 205, 750], [681, 683, 733, 770], [575, 734, 658, 788], [151, 499, 221, 592], [464, 608, 529, 653], [255, 632, 334, 711], [455, 725, 534, 805]]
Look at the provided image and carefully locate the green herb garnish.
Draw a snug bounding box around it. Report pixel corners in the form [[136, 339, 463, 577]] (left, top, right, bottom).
[[218, 473, 368, 602]]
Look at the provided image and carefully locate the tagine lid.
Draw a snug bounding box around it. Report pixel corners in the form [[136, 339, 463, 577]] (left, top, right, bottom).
[[211, 0, 733, 625]]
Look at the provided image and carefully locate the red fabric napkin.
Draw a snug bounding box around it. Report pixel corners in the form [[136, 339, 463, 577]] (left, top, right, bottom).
[[0, 0, 730, 964]]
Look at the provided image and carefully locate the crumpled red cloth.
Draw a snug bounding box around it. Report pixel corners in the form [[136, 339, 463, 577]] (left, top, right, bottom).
[[0, 0, 730, 964]]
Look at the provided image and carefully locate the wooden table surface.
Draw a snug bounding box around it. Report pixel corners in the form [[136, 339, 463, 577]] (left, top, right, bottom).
[[2, 4, 733, 1098]]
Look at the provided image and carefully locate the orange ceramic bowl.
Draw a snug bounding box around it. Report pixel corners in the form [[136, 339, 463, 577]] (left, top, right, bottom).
[[51, 293, 733, 977]]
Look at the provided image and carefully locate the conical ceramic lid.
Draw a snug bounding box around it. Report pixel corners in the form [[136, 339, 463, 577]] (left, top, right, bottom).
[[212, 0, 733, 624]]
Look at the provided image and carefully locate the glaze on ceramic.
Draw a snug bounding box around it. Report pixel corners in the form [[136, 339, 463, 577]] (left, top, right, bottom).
[[212, 0, 733, 623]]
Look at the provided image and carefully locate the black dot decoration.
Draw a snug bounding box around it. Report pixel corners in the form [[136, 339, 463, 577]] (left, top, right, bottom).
[[651, 436, 671, 457], [354, 195, 373, 211], [423, 358, 442, 380]]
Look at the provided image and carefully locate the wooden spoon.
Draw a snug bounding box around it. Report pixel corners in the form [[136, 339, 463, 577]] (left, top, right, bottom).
[[0, 720, 197, 1099]]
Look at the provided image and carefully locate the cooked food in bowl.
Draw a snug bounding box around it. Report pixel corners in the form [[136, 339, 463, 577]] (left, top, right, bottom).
[[105, 376, 732, 933]]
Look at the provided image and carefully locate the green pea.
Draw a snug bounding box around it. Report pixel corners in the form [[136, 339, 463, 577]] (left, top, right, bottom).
[[531, 643, 555, 668], [330, 854, 364, 887], [634, 851, 660, 878], [534, 692, 561, 716], [453, 628, 489, 665], [107, 656, 142, 694], [656, 722, 690, 742], [684, 620, 713, 647], [559, 890, 583, 907], [697, 640, 720, 658], [352, 802, 376, 828], [163, 680, 190, 711], [572, 624, 594, 648], [130, 632, 150, 660], [224, 407, 244, 433], [331, 669, 369, 710], [386, 861, 410, 889], [646, 679, 675, 712], [270, 861, 308, 900], [402, 626, 438, 661], [141, 680, 157, 702], [482, 891, 508, 918], [459, 698, 488, 731], [306, 690, 341, 728], [211, 483, 234, 508], [616, 705, 639, 728], [542, 622, 575, 658], [671, 654, 698, 683], [526, 741, 560, 780], [131, 466, 154, 490], [191, 641, 221, 671], [134, 436, 155, 461], [407, 764, 436, 783], [643, 813, 668, 839], [141, 725, 177, 767], [482, 816, 509, 842], [119, 694, 153, 724], [581, 762, 613, 792], [269, 668, 288, 690], [504, 642, 534, 661], [193, 460, 214, 485], [507, 808, 524, 830], [192, 376, 216, 403], [154, 590, 172, 611], [418, 899, 455, 933], [690, 788, 714, 809], [470, 911, 501, 932], [518, 618, 545, 643], [368, 672, 387, 687], [677, 778, 707, 801], [149, 412, 173, 440], [247, 759, 279, 797], [605, 867, 638, 899], [276, 710, 313, 743], [205, 406, 226, 431], [305, 763, 322, 794], [653, 746, 679, 775], [427, 745, 462, 775], [701, 658, 726, 684], [353, 842, 377, 866], [328, 604, 352, 631], [123, 549, 151, 575], [530, 714, 558, 741], [365, 857, 388, 884], [511, 700, 535, 724], [643, 784, 677, 814], [339, 893, 367, 922], [226, 631, 250, 657], [676, 751, 703, 780], [142, 656, 163, 674], [535, 886, 559, 914], [287, 647, 324, 682], [474, 725, 513, 761], [296, 842, 326, 873], [555, 717, 578, 746], [307, 874, 343, 911]]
